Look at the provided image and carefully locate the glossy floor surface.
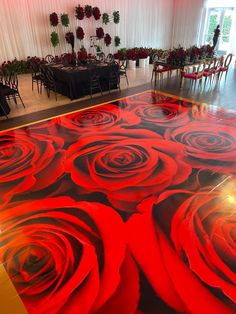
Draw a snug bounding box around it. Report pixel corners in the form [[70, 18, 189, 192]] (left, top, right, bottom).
[[0, 90, 236, 314]]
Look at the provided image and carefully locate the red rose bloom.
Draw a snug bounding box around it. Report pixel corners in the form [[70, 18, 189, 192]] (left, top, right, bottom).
[[96, 27, 104, 39], [75, 5, 84, 20], [76, 26, 84, 40], [57, 103, 140, 141], [93, 7, 101, 20], [127, 190, 236, 313], [49, 12, 59, 27], [65, 129, 191, 211], [104, 33, 112, 46], [165, 122, 236, 172], [0, 197, 140, 313], [0, 130, 65, 203], [125, 100, 190, 129], [84, 5, 93, 18]]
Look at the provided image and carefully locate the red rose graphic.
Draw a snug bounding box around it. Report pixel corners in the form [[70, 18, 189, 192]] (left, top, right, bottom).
[[125, 100, 190, 128], [127, 191, 236, 313], [165, 122, 236, 173], [57, 103, 139, 139], [125, 91, 172, 104], [0, 197, 140, 314], [0, 130, 65, 202], [65, 129, 191, 211], [193, 106, 236, 126]]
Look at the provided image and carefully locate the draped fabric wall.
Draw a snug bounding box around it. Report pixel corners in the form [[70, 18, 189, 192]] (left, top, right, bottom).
[[0, 0, 174, 63], [171, 0, 204, 48]]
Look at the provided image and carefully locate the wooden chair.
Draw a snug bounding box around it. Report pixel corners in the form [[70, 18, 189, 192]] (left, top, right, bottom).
[[182, 61, 206, 89], [151, 52, 172, 84], [88, 65, 103, 99], [45, 54, 55, 64], [203, 58, 217, 86], [107, 62, 120, 94], [1, 72, 25, 108], [218, 53, 233, 80], [118, 57, 129, 85]]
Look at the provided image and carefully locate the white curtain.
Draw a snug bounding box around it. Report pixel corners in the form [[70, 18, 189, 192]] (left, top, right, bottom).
[[171, 0, 205, 48], [0, 0, 174, 63]]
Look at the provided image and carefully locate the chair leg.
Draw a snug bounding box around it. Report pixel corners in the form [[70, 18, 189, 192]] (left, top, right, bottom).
[[125, 74, 129, 85]]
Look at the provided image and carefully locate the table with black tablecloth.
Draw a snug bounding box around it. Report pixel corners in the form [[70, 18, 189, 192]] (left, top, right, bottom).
[[48, 63, 118, 100], [0, 88, 11, 116]]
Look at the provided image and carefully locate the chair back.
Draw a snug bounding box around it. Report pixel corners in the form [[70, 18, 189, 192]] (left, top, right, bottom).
[[10, 73, 19, 90], [196, 61, 206, 75], [224, 53, 233, 68], [45, 55, 55, 64], [152, 53, 159, 63], [105, 53, 114, 64], [119, 57, 128, 70]]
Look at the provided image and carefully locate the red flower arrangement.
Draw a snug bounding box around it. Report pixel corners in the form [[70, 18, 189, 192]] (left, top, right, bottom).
[[127, 49, 138, 60], [75, 5, 84, 20], [76, 26, 84, 40], [84, 5, 92, 18], [104, 33, 112, 46], [96, 27, 104, 39], [77, 50, 87, 62], [93, 7, 101, 20], [65, 32, 75, 50], [138, 48, 149, 59], [49, 12, 59, 27]]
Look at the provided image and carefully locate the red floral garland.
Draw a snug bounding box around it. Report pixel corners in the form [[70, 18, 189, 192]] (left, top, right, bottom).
[[104, 33, 112, 46], [96, 27, 104, 39], [93, 7, 101, 20], [76, 27, 85, 40], [49, 12, 59, 27], [75, 5, 84, 20]]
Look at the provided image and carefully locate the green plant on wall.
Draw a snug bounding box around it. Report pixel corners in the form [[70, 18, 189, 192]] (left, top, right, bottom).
[[102, 13, 109, 24], [50, 31, 59, 47], [114, 36, 121, 47], [61, 13, 69, 27], [206, 14, 217, 43], [113, 11, 120, 24]]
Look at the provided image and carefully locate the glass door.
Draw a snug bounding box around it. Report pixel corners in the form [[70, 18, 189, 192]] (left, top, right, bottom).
[[202, 7, 234, 54]]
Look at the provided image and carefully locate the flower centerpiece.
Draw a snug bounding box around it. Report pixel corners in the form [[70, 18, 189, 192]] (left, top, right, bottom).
[[84, 5, 93, 18], [104, 33, 112, 46], [75, 5, 84, 20], [93, 7, 101, 20], [50, 12, 59, 27], [96, 27, 104, 39], [77, 49, 87, 63], [167, 47, 186, 66], [65, 32, 75, 53]]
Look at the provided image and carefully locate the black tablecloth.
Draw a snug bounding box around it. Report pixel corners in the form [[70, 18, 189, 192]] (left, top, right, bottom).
[[0, 88, 10, 116], [48, 63, 119, 100]]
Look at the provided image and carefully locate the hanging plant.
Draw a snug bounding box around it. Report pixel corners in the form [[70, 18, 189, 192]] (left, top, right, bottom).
[[50, 31, 59, 47], [50, 12, 59, 27], [75, 5, 84, 20], [113, 11, 120, 24], [114, 36, 121, 47], [96, 27, 104, 39], [84, 5, 93, 18], [76, 26, 85, 40], [93, 7, 101, 20], [61, 13, 69, 27], [104, 33, 112, 46], [102, 13, 109, 25]]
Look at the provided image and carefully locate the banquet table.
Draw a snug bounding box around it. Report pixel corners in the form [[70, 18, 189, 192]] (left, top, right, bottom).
[[0, 89, 10, 117], [48, 62, 119, 100]]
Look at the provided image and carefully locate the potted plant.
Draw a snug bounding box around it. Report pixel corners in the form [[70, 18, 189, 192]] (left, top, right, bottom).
[[127, 49, 137, 69], [138, 48, 149, 68]]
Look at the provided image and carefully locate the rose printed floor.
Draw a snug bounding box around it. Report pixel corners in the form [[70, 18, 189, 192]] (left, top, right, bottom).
[[0, 90, 236, 314]]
